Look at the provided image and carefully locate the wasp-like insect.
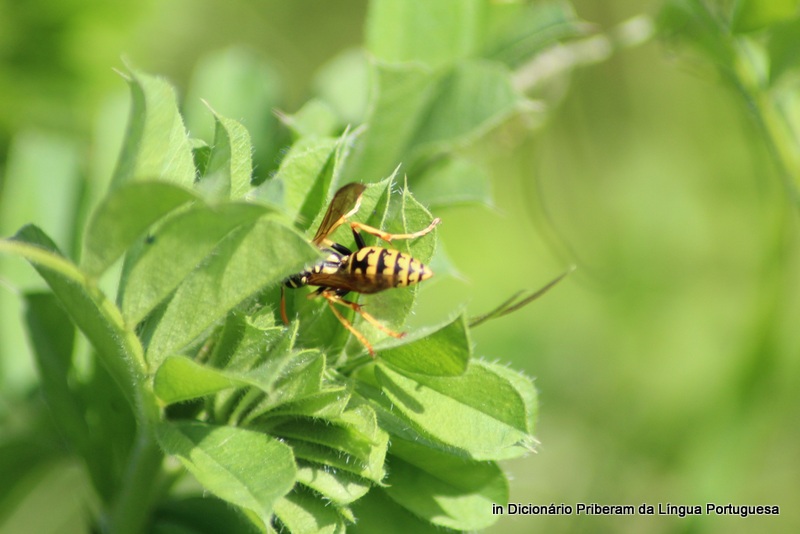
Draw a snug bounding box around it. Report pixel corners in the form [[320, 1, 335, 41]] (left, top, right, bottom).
[[280, 183, 440, 357]]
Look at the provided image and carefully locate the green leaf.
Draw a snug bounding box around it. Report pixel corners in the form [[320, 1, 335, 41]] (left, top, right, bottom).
[[277, 406, 389, 484], [384, 437, 507, 530], [200, 111, 253, 200], [145, 219, 319, 365], [350, 490, 441, 534], [313, 49, 370, 126], [80, 181, 198, 277], [2, 226, 142, 406], [767, 17, 800, 82], [410, 59, 521, 156], [733, 0, 800, 32], [119, 202, 272, 325], [279, 99, 340, 140], [272, 136, 338, 229], [377, 314, 470, 376], [266, 386, 352, 419], [273, 491, 346, 534], [367, 361, 536, 460], [295, 464, 371, 506], [342, 61, 435, 182], [483, 1, 585, 67], [152, 496, 258, 534], [112, 67, 196, 188], [153, 356, 249, 405], [414, 156, 492, 208], [183, 47, 284, 181], [366, 0, 485, 68], [22, 293, 86, 449], [156, 421, 296, 530]]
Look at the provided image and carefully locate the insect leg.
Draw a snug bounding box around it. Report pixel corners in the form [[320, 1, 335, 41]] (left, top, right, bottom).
[[280, 285, 290, 325], [324, 291, 405, 340], [349, 217, 441, 243], [321, 292, 376, 357]]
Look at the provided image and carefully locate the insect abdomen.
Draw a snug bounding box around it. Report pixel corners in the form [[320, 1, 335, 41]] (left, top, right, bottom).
[[344, 246, 432, 293]]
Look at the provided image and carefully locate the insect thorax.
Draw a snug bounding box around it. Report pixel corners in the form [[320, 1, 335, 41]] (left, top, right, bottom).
[[284, 249, 344, 289]]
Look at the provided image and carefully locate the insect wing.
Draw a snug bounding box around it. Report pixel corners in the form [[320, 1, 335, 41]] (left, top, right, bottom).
[[312, 183, 367, 246]]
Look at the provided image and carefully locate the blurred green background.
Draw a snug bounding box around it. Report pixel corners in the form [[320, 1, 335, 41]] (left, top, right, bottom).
[[1, 0, 798, 533]]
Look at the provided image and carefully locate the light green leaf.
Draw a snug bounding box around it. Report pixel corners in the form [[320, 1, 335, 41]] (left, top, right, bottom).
[[366, 0, 484, 68], [81, 181, 198, 277], [279, 99, 340, 140], [3, 226, 142, 406], [272, 136, 338, 229], [369, 362, 536, 460], [266, 386, 352, 419], [183, 47, 283, 180], [145, 219, 319, 366], [410, 59, 521, 155], [377, 314, 470, 376], [153, 356, 249, 405], [342, 62, 435, 182], [313, 49, 370, 126], [201, 111, 253, 200], [733, 0, 800, 32], [273, 491, 346, 534], [414, 156, 492, 208], [157, 422, 296, 531], [119, 202, 271, 325], [296, 464, 371, 506], [112, 68, 196, 188], [384, 437, 507, 530]]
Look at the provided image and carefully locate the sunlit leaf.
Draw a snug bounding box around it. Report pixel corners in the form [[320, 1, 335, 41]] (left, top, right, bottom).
[[112, 67, 196, 188], [157, 422, 296, 530]]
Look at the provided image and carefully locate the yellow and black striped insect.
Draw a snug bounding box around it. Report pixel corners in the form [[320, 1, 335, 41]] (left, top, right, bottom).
[[280, 183, 440, 357]]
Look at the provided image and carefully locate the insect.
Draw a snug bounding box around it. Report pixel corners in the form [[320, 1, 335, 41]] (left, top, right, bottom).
[[280, 183, 440, 357]]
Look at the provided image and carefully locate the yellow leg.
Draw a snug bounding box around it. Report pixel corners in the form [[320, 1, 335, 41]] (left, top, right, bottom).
[[323, 294, 376, 357], [280, 286, 290, 326], [349, 217, 440, 243], [319, 290, 407, 357]]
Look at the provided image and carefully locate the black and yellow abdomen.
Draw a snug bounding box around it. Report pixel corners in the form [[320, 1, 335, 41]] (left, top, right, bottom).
[[342, 246, 432, 293]]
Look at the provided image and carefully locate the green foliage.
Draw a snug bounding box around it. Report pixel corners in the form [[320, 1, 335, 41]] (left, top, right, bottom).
[[0, 0, 586, 529], [660, 0, 800, 203]]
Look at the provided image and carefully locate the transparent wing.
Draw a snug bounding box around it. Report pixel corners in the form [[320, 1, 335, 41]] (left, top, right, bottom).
[[312, 183, 367, 246]]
